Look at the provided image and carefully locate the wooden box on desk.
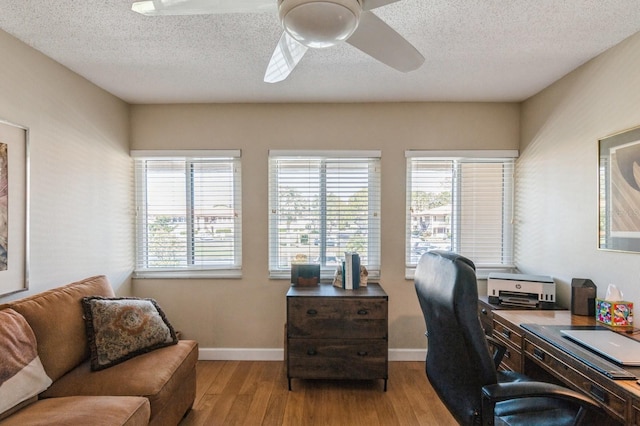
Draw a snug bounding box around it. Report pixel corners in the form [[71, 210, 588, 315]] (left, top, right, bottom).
[[291, 264, 320, 286]]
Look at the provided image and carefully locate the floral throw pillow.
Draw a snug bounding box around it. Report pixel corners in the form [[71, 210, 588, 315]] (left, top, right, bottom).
[[81, 297, 178, 371]]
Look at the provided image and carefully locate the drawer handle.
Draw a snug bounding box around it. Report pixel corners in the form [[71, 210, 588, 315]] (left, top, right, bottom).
[[357, 351, 368, 356], [533, 347, 546, 362], [357, 309, 369, 315], [306, 309, 318, 315], [481, 308, 488, 315], [501, 329, 511, 339], [307, 348, 317, 356], [589, 384, 608, 403]]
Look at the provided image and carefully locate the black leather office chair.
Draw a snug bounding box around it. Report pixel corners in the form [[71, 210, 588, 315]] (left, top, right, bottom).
[[414, 250, 600, 426]]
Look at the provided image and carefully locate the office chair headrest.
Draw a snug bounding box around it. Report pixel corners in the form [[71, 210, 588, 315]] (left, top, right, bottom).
[[423, 250, 476, 272]]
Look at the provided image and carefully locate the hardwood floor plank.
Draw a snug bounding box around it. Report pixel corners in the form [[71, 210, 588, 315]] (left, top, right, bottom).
[[408, 362, 456, 423], [245, 380, 277, 424], [261, 362, 290, 426], [201, 394, 237, 425], [193, 361, 225, 405], [387, 363, 430, 424], [223, 394, 253, 425], [304, 381, 338, 425], [238, 361, 268, 394], [244, 363, 282, 424], [181, 361, 457, 426], [339, 385, 379, 426], [181, 394, 216, 426], [373, 391, 402, 425], [281, 381, 306, 426], [205, 360, 240, 395], [223, 361, 254, 395], [262, 387, 289, 426], [392, 361, 456, 425], [352, 385, 383, 426]]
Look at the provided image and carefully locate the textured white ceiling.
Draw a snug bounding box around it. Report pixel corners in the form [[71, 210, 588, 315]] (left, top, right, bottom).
[[0, 0, 639, 104]]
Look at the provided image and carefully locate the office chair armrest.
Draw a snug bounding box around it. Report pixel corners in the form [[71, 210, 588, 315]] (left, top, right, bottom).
[[481, 381, 599, 426], [485, 334, 506, 369]]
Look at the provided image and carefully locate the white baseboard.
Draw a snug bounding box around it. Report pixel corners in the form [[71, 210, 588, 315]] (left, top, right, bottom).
[[198, 348, 426, 362], [199, 348, 283, 361], [389, 349, 427, 361]]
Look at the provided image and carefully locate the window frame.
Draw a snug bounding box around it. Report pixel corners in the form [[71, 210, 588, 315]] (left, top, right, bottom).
[[268, 150, 381, 281], [132, 150, 242, 279], [405, 150, 518, 279]]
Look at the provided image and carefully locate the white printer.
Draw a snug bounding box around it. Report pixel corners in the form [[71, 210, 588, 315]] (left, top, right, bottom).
[[487, 272, 556, 309]]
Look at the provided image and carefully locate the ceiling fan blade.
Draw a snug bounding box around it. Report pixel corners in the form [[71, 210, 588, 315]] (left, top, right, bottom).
[[264, 32, 309, 83], [362, 0, 401, 11], [132, 0, 276, 16], [346, 11, 424, 72]]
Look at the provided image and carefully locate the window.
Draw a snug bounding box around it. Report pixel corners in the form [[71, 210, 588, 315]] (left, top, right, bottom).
[[132, 150, 242, 278], [406, 150, 517, 278], [269, 151, 381, 280]]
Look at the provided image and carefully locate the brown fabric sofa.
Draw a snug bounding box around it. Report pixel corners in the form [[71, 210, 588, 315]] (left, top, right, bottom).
[[0, 275, 198, 425]]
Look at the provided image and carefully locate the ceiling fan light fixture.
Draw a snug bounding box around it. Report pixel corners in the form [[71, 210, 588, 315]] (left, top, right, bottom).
[[279, 0, 361, 48]]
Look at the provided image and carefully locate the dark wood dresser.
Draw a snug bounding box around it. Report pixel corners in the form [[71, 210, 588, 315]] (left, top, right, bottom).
[[285, 283, 388, 391]]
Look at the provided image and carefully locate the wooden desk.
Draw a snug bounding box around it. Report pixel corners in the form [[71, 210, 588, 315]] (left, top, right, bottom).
[[493, 310, 640, 425], [477, 296, 564, 336]]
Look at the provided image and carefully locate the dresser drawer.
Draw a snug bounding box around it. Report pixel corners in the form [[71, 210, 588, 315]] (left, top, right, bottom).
[[498, 344, 522, 373], [287, 339, 387, 380], [287, 298, 387, 339], [492, 317, 524, 373], [523, 340, 626, 423], [493, 318, 523, 348], [631, 398, 640, 425], [477, 299, 494, 335]]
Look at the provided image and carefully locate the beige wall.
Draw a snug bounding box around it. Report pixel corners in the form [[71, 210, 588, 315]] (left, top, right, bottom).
[[130, 102, 519, 350], [0, 30, 132, 301], [518, 31, 640, 307]]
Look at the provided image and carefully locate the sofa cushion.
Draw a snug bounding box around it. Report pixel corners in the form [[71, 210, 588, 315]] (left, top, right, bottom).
[[42, 340, 198, 424], [0, 397, 36, 422], [0, 309, 52, 416], [0, 395, 150, 426], [81, 296, 178, 370], [0, 276, 114, 381]]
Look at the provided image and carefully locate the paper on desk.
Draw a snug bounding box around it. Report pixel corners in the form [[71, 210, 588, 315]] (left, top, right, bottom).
[[605, 284, 623, 301]]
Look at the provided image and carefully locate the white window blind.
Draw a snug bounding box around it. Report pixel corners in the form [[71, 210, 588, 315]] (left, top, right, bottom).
[[132, 150, 242, 278], [269, 151, 381, 280], [406, 151, 517, 278]]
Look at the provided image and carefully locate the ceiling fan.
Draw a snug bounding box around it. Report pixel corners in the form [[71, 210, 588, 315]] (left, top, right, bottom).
[[131, 0, 425, 83]]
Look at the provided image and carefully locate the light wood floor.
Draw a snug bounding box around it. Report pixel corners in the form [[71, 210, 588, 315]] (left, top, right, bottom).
[[180, 361, 457, 426]]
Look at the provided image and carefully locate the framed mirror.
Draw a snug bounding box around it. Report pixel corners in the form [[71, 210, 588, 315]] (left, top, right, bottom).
[[598, 126, 640, 252]]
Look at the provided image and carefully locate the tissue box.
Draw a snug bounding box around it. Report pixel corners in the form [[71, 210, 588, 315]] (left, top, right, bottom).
[[596, 299, 633, 326]]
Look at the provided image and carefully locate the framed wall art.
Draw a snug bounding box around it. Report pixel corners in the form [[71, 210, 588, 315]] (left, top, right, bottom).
[[0, 119, 29, 296], [598, 125, 640, 253]]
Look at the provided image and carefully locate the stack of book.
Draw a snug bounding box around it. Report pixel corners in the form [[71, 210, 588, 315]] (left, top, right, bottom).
[[342, 252, 360, 290]]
